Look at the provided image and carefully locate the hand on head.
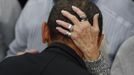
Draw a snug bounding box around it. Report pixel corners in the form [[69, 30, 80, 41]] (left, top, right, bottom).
[[56, 6, 103, 61]]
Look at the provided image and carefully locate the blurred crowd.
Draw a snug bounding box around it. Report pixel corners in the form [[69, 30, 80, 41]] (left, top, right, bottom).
[[0, 0, 134, 75], [0, 0, 28, 61]]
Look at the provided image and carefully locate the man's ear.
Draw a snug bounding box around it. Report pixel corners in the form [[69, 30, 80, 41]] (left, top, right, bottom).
[[97, 34, 104, 49], [42, 23, 50, 43]]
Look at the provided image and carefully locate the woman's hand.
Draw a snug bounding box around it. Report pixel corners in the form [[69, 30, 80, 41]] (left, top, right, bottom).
[[56, 6, 103, 61]]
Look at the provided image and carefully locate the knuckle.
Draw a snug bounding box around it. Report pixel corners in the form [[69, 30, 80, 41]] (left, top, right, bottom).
[[74, 29, 82, 37], [75, 28, 82, 34], [81, 22, 89, 28], [74, 35, 79, 39], [80, 26, 88, 32], [83, 25, 88, 29], [71, 33, 79, 39], [94, 28, 100, 33], [70, 15, 76, 20]]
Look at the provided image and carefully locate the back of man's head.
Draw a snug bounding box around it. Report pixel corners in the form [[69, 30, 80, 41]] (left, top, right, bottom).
[[47, 0, 103, 41]]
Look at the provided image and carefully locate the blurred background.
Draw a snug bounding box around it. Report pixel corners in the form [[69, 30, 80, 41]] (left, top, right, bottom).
[[0, 0, 134, 75]]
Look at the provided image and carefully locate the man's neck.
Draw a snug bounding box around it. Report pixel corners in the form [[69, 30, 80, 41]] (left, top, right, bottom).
[[51, 40, 84, 58]]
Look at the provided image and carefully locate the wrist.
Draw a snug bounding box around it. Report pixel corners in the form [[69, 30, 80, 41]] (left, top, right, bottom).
[[83, 49, 100, 61]]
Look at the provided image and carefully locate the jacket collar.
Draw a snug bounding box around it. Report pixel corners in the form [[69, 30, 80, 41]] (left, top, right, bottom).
[[43, 42, 87, 69]]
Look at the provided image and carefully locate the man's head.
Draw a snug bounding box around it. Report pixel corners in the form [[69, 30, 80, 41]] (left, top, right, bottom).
[[43, 0, 102, 44]]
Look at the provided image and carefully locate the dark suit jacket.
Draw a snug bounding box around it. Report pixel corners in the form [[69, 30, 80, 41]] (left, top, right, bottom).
[[0, 42, 92, 75], [0, 33, 6, 62]]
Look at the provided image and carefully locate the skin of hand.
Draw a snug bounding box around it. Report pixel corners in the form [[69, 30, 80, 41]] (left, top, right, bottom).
[[56, 6, 103, 61]]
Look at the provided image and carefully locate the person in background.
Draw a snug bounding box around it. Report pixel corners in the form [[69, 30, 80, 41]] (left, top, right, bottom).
[[0, 0, 21, 61], [7, 0, 53, 57], [111, 1, 134, 74], [7, 0, 133, 66], [111, 36, 134, 75], [6, 0, 99, 59], [96, 0, 134, 63], [0, 0, 110, 75]]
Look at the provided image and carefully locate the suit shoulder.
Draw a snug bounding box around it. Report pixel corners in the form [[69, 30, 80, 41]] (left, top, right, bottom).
[[42, 54, 91, 75]]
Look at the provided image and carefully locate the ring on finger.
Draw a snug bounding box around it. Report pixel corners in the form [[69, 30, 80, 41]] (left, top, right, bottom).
[[65, 31, 72, 37], [80, 15, 88, 22], [68, 24, 73, 31]]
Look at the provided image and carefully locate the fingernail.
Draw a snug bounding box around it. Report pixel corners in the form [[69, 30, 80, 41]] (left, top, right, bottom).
[[72, 6, 77, 9], [94, 13, 99, 18], [61, 10, 66, 13], [56, 27, 59, 30], [72, 6, 77, 10], [56, 20, 60, 23], [96, 13, 99, 16], [56, 20, 62, 24]]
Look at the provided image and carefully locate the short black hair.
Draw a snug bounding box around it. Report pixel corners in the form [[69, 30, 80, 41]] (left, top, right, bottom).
[[47, 0, 103, 41]]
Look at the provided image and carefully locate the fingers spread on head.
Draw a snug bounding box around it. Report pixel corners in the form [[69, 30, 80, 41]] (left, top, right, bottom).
[[72, 6, 86, 18], [56, 20, 73, 31], [61, 10, 80, 25], [56, 20, 70, 29], [56, 27, 71, 36]]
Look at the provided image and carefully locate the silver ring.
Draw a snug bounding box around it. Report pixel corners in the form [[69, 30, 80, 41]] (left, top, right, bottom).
[[80, 15, 88, 21], [68, 24, 73, 31], [65, 31, 71, 37]]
